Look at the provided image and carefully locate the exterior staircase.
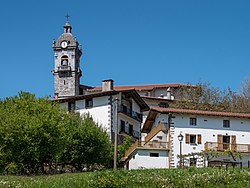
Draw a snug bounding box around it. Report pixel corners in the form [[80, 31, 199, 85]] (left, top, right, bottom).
[[144, 123, 166, 142], [121, 123, 168, 162]]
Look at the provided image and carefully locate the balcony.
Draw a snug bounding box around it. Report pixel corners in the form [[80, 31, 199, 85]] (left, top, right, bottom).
[[120, 125, 140, 139], [118, 105, 143, 122], [58, 65, 71, 72], [205, 142, 250, 153]]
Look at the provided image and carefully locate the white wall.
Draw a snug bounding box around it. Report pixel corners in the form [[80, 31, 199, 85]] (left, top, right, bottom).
[[132, 99, 140, 113], [151, 131, 167, 143], [60, 93, 144, 139], [118, 114, 141, 133], [78, 105, 111, 134], [61, 95, 112, 138], [129, 149, 168, 169], [150, 112, 250, 168], [170, 114, 250, 167]]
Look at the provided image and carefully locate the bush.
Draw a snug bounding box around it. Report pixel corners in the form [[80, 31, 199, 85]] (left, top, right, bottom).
[[0, 92, 113, 175]]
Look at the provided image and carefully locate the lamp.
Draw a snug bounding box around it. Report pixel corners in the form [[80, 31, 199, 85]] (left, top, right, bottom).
[[178, 133, 184, 142], [178, 132, 184, 167]]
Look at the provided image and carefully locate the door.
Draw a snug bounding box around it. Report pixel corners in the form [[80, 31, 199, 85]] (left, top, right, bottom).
[[223, 136, 230, 150]]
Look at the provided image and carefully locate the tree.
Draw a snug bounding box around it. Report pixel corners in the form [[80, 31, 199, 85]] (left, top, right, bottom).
[[0, 92, 67, 174], [173, 80, 250, 113], [59, 114, 113, 171], [0, 92, 113, 174]]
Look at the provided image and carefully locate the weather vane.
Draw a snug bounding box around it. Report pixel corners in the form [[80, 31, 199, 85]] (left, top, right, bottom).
[[65, 14, 70, 22]]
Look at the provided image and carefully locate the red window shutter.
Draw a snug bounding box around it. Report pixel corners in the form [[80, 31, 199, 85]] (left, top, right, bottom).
[[231, 135, 236, 151], [198, 134, 202, 144], [217, 134, 223, 151], [185, 134, 190, 144]]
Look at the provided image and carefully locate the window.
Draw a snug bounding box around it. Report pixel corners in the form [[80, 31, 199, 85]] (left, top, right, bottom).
[[223, 120, 230, 128], [129, 124, 133, 135], [190, 135, 196, 144], [120, 120, 125, 132], [186, 134, 202, 144], [158, 102, 168, 108], [61, 55, 69, 66], [85, 98, 93, 108], [150, 153, 159, 157], [190, 118, 197, 126], [157, 136, 163, 140], [68, 102, 75, 112]]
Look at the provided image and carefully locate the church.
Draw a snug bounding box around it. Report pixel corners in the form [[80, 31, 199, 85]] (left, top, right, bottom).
[[52, 20, 250, 169]]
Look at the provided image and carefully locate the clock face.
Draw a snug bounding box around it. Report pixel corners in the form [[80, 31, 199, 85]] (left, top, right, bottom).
[[61, 41, 68, 48]]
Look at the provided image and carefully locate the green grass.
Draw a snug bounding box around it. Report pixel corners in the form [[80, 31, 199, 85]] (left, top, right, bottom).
[[1, 168, 250, 188]]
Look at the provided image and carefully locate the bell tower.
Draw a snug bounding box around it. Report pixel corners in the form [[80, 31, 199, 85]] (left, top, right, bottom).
[[52, 18, 82, 99]]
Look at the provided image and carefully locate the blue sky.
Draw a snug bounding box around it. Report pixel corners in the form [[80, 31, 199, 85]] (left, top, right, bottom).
[[0, 0, 250, 99]]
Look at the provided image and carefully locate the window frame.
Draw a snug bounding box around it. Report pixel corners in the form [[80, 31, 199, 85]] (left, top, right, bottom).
[[190, 134, 197, 144], [120, 120, 125, 132], [68, 101, 75, 112], [186, 134, 202, 145], [85, 98, 93, 108], [190, 117, 197, 126], [223, 120, 230, 128], [149, 153, 159, 157]]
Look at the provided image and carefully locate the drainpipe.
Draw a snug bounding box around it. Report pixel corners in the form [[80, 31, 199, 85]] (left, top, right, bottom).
[[113, 97, 119, 170], [167, 113, 172, 169]]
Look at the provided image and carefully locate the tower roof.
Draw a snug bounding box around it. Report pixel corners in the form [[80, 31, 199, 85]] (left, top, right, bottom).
[[64, 21, 72, 33], [53, 20, 79, 49]]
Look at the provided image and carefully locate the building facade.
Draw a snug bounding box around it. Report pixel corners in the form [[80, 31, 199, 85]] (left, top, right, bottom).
[[123, 107, 250, 169], [57, 80, 149, 141], [52, 20, 250, 170]]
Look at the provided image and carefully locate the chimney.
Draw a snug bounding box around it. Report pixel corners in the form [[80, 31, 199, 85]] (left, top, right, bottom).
[[102, 79, 114, 91], [54, 93, 58, 100]]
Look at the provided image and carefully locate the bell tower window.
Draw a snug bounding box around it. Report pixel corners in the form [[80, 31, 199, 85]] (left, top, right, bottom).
[[58, 55, 71, 77], [61, 55, 69, 66]]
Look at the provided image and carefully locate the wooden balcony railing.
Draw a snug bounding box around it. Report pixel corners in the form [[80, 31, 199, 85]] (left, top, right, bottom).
[[121, 141, 168, 161], [205, 142, 250, 153]]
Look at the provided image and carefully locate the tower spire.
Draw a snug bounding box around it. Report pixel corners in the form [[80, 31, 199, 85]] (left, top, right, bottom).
[[65, 14, 70, 22], [64, 14, 72, 33]]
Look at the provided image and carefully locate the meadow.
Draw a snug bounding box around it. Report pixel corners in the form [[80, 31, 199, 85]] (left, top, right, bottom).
[[1, 167, 250, 188]]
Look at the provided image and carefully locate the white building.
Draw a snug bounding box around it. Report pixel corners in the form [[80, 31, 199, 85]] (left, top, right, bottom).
[[52, 20, 250, 170], [122, 107, 250, 169], [57, 80, 149, 141]]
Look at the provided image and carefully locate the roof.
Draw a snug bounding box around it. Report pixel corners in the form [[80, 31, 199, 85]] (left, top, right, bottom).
[[141, 96, 175, 102], [54, 89, 149, 111], [142, 107, 250, 133], [79, 84, 94, 90], [88, 83, 193, 92], [151, 107, 250, 118]]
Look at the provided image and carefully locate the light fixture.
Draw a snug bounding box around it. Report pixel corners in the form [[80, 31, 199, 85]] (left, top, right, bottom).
[[178, 133, 184, 142]]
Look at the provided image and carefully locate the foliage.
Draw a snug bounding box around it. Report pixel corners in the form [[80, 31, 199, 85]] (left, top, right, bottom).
[[0, 92, 112, 175], [2, 168, 250, 188], [173, 78, 250, 113], [59, 114, 113, 171], [117, 136, 133, 163], [90, 170, 127, 188], [177, 150, 243, 168]]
